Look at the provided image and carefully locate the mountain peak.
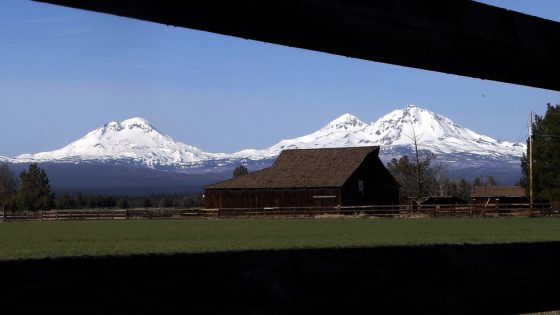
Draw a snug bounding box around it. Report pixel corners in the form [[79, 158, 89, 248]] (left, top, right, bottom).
[[321, 113, 365, 131], [400, 104, 431, 115], [377, 105, 440, 126], [120, 117, 152, 128], [14, 116, 226, 166], [12, 106, 526, 172], [248, 105, 525, 159]]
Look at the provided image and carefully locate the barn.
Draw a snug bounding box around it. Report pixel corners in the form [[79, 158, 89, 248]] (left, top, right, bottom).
[[471, 186, 528, 206], [419, 196, 467, 206], [204, 146, 399, 209]]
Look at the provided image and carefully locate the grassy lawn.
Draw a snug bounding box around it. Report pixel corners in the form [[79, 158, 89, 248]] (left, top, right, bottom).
[[2, 217, 560, 260]]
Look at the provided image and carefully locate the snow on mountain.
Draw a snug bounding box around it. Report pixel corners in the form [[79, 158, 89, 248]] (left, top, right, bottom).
[[234, 105, 526, 159], [15, 117, 227, 168], [233, 113, 368, 159], [8, 106, 526, 174], [368, 105, 524, 156]]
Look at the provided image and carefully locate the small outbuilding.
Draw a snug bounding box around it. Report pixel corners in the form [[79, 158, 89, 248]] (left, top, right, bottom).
[[204, 146, 399, 209], [419, 196, 467, 206], [471, 186, 528, 206]]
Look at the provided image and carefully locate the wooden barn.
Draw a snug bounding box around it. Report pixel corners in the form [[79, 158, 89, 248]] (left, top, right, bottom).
[[419, 196, 467, 206], [204, 146, 399, 209], [471, 186, 528, 206]]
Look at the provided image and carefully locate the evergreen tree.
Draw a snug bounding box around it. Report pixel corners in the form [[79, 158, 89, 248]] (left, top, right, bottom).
[[142, 197, 152, 208], [0, 163, 18, 210], [117, 197, 130, 209], [158, 195, 173, 208], [233, 164, 249, 178], [387, 156, 415, 202], [75, 193, 86, 209], [86, 195, 96, 209], [56, 193, 76, 209], [472, 176, 484, 187], [521, 104, 560, 202], [472, 176, 498, 187], [457, 179, 472, 202], [17, 164, 54, 211], [434, 178, 472, 202], [103, 196, 117, 208]]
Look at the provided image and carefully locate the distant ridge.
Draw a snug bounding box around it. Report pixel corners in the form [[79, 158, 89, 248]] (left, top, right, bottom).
[[235, 105, 525, 160], [2, 105, 526, 185], [15, 117, 228, 168]]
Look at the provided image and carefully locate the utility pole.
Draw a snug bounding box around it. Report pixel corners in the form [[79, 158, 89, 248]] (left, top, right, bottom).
[[529, 110, 533, 209]]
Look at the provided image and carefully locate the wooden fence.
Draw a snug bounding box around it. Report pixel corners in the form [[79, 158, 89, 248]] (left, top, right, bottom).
[[1, 203, 559, 221], [0, 208, 220, 222]]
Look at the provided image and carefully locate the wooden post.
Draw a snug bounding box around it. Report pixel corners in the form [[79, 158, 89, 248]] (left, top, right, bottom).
[[529, 110, 534, 209]]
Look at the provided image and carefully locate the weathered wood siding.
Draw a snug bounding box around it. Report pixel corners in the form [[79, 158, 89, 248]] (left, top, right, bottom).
[[341, 154, 399, 206], [205, 188, 340, 209], [472, 196, 529, 206]]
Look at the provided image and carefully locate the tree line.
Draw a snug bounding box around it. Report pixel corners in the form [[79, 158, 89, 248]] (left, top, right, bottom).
[[0, 163, 54, 211], [385, 123, 501, 204], [386, 154, 499, 204], [0, 163, 204, 211], [54, 193, 204, 210], [521, 104, 560, 203], [388, 103, 560, 205], [3, 104, 557, 210]]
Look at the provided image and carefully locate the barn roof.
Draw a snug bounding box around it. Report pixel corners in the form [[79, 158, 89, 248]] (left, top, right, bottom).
[[471, 186, 526, 198], [206, 146, 380, 189]]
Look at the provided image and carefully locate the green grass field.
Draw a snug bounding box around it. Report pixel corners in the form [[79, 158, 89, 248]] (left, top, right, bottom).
[[2, 217, 560, 260]]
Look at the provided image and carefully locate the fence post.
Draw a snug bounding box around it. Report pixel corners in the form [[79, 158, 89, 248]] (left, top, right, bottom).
[[2, 210, 5, 222]]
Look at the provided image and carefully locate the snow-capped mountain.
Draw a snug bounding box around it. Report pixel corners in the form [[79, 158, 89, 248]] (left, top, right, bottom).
[[15, 117, 228, 168], [5, 106, 526, 184], [235, 105, 525, 159]]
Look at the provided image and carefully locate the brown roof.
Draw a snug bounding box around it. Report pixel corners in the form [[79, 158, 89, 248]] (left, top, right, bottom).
[[206, 146, 380, 189], [471, 186, 526, 198]]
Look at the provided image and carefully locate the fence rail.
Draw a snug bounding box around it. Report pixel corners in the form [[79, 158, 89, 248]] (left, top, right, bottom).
[[1, 203, 559, 222]]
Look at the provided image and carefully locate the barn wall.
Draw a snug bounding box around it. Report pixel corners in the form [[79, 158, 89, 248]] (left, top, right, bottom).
[[341, 154, 399, 206], [472, 196, 529, 205], [204, 188, 341, 209]]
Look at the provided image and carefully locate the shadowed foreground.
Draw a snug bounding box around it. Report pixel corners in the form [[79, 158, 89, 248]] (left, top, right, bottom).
[[2, 243, 560, 314]]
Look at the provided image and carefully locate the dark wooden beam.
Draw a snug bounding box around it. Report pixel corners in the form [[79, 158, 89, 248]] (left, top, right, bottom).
[[33, 0, 560, 91]]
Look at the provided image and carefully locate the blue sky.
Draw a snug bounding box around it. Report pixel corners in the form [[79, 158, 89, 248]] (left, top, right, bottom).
[[1, 0, 559, 156]]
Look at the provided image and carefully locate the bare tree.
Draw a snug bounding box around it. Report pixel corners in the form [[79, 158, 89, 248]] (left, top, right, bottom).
[[405, 126, 439, 203]]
